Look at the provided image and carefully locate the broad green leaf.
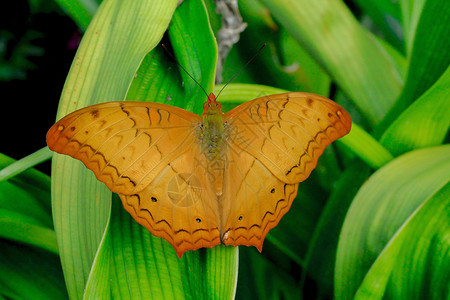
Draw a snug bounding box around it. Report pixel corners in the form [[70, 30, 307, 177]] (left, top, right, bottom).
[[51, 0, 178, 298], [125, 47, 185, 105], [86, 196, 238, 299], [381, 64, 450, 155], [354, 182, 450, 299], [402, 0, 450, 99], [83, 209, 111, 299], [0, 153, 51, 201], [127, 0, 218, 110], [85, 0, 238, 298], [380, 0, 450, 131], [127, 0, 218, 113], [260, 0, 403, 126], [168, 2, 218, 114], [335, 145, 450, 299]]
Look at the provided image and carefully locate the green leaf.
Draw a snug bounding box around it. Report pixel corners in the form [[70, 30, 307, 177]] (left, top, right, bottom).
[[51, 1, 178, 298], [125, 47, 185, 105], [351, 0, 404, 51], [127, 0, 218, 114], [214, 83, 287, 110], [400, 0, 426, 55], [335, 145, 450, 299], [86, 196, 238, 299], [354, 182, 450, 299], [0, 147, 52, 182], [53, 0, 99, 31], [379, 0, 450, 132], [259, 0, 403, 126], [0, 209, 58, 254], [84, 1, 238, 298], [381, 64, 450, 155], [0, 153, 57, 253], [0, 152, 51, 198], [168, 1, 218, 114], [340, 124, 394, 169], [0, 153, 51, 221]]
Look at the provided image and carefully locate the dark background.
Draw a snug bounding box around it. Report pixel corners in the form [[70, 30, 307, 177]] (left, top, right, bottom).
[[0, 1, 78, 174]]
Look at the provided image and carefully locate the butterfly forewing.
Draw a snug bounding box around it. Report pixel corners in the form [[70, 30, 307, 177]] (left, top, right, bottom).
[[224, 93, 351, 185], [47, 101, 201, 195]]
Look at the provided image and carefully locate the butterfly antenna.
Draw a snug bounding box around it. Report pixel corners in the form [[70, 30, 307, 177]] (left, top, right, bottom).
[[161, 44, 209, 98], [215, 43, 267, 100]]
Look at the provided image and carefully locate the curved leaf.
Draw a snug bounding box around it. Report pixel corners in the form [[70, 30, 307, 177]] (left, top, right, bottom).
[[335, 145, 450, 299], [259, 0, 403, 126], [379, 0, 450, 132], [85, 1, 238, 298], [51, 0, 178, 298], [355, 182, 450, 299], [381, 64, 450, 155]]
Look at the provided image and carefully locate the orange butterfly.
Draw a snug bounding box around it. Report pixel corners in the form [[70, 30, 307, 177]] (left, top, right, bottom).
[[47, 92, 351, 257]]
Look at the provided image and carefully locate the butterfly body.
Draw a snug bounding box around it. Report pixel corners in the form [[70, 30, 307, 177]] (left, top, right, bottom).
[[199, 93, 226, 161], [47, 92, 351, 257]]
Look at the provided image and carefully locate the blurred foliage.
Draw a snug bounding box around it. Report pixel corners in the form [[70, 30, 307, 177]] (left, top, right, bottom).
[[0, 29, 44, 80], [0, 0, 449, 299]]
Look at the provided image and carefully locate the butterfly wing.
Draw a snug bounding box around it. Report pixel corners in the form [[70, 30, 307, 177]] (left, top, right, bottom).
[[221, 92, 351, 249], [48, 101, 201, 194], [224, 92, 351, 184], [220, 149, 299, 250], [47, 101, 221, 257], [120, 143, 221, 257]]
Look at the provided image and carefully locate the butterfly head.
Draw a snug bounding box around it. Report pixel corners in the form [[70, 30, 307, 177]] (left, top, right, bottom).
[[202, 93, 222, 116]]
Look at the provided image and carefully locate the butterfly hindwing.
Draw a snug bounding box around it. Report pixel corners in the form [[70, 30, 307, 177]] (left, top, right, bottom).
[[220, 149, 298, 250], [120, 144, 221, 257]]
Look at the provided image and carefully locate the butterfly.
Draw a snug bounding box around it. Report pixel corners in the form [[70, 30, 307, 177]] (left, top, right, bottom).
[[47, 92, 351, 257]]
